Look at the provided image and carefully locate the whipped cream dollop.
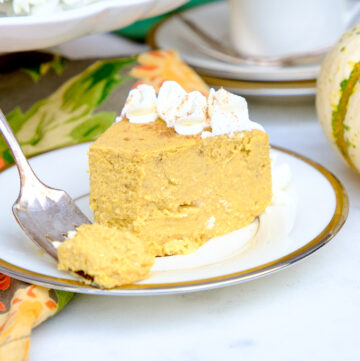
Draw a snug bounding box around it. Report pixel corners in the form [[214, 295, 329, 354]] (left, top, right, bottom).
[[253, 154, 297, 244], [120, 84, 158, 124], [158, 82, 208, 136], [118, 81, 264, 137], [201, 88, 263, 138]]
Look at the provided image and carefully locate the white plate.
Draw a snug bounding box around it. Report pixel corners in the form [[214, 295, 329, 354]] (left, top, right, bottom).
[[0, 0, 187, 53], [150, 1, 323, 82], [0, 144, 348, 295]]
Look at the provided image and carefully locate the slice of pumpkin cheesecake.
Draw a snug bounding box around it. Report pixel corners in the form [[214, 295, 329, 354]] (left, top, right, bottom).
[[89, 82, 272, 256], [58, 224, 155, 288]]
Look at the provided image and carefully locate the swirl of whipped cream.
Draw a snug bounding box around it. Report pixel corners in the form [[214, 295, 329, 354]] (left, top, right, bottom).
[[201, 88, 264, 138], [157, 81, 208, 135], [157, 81, 186, 126], [119, 84, 158, 124], [173, 91, 208, 135]]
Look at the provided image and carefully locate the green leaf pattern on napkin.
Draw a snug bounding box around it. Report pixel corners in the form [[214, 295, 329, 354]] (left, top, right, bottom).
[[22, 55, 67, 83], [0, 56, 137, 164], [53, 290, 74, 314]]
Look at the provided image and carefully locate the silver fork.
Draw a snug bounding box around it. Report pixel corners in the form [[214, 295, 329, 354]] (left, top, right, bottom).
[[0, 109, 91, 261]]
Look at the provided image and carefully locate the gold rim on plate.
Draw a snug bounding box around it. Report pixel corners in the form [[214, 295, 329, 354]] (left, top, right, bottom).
[[0, 145, 349, 295]]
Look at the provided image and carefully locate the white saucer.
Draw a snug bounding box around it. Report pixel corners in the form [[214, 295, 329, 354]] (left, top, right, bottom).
[[200, 75, 317, 97], [0, 144, 348, 295], [149, 1, 323, 82]]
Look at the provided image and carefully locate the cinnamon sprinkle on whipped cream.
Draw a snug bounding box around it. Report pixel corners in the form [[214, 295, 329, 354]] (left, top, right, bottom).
[[118, 81, 264, 137]]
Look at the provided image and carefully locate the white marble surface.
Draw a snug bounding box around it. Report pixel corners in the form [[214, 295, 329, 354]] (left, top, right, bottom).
[[26, 35, 360, 361]]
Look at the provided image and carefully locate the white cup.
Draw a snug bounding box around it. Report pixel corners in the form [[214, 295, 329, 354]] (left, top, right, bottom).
[[229, 0, 358, 58]]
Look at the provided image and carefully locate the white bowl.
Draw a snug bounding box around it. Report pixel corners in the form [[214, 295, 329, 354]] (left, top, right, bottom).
[[0, 0, 187, 53]]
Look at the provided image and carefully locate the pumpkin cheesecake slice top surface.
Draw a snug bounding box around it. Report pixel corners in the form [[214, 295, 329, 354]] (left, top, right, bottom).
[[89, 82, 272, 257]]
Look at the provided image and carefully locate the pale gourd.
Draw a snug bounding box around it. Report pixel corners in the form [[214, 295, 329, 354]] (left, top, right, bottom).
[[316, 25, 360, 172]]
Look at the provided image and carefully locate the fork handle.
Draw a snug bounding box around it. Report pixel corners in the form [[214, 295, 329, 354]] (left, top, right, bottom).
[[0, 109, 39, 188]]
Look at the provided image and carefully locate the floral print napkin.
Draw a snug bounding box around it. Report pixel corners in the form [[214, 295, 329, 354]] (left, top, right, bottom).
[[0, 49, 208, 361]]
